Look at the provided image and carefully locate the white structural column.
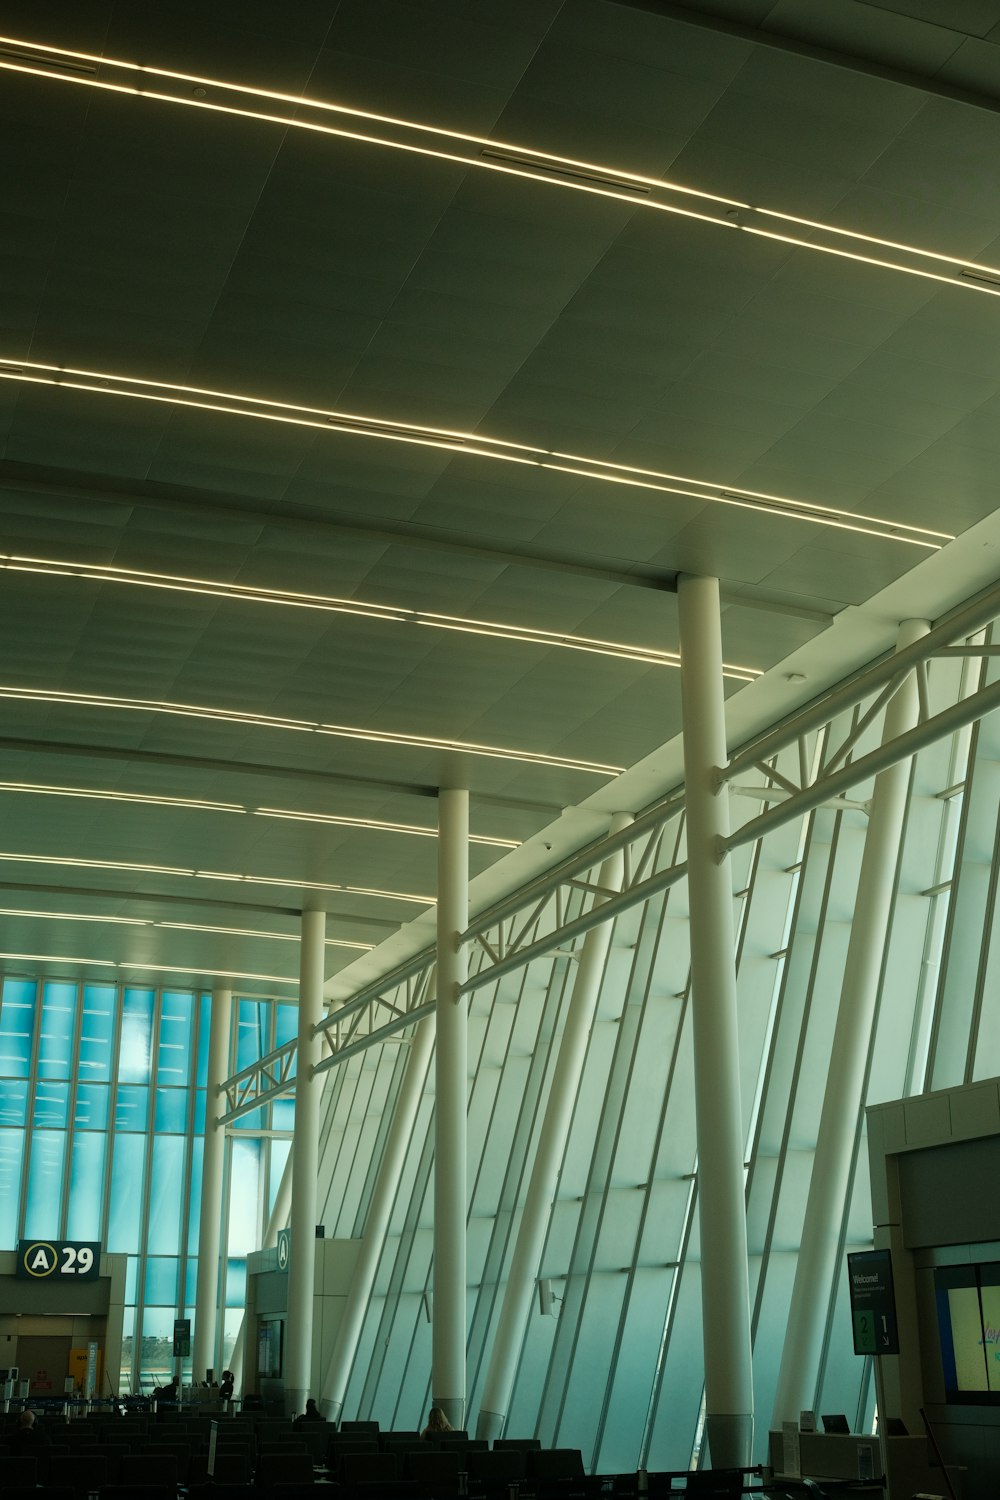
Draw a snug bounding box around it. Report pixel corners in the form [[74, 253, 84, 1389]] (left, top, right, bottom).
[[677, 574, 754, 1468], [477, 813, 632, 1441], [284, 907, 326, 1416], [433, 787, 469, 1428], [321, 1015, 436, 1421], [192, 986, 232, 1383], [772, 618, 929, 1425]]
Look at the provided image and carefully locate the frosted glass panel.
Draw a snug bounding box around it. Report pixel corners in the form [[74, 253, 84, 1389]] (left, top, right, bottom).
[[37, 982, 76, 1080], [0, 978, 37, 1077], [108, 1134, 146, 1252], [80, 985, 117, 1081], [147, 1135, 184, 1254], [75, 1082, 109, 1130], [0, 1077, 27, 1127], [0, 1129, 24, 1246], [119, 989, 154, 1083], [33, 1079, 69, 1128]]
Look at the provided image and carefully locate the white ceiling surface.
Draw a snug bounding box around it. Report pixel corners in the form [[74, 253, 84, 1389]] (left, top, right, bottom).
[[1, 0, 1000, 998]]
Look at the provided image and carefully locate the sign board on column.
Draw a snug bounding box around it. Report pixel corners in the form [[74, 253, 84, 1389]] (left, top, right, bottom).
[[173, 1319, 191, 1357], [848, 1248, 899, 1355], [85, 1340, 98, 1399], [277, 1228, 290, 1271], [15, 1239, 100, 1280]]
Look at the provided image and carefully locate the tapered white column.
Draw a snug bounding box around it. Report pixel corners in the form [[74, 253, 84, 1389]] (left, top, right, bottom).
[[772, 619, 928, 1425], [677, 574, 753, 1468], [284, 907, 326, 1416], [433, 788, 468, 1428], [477, 814, 632, 1440], [192, 987, 231, 1383], [321, 1015, 436, 1421]]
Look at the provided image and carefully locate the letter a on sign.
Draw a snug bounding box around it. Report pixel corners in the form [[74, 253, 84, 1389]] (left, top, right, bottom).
[[29, 1245, 54, 1274]]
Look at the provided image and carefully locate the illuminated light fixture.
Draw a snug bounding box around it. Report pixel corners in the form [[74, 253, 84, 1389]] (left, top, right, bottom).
[[0, 850, 433, 904], [0, 683, 623, 776], [253, 808, 519, 847], [0, 949, 298, 984], [0, 778, 245, 813], [0, 358, 948, 549], [0, 550, 759, 680], [0, 779, 519, 846], [0, 35, 998, 301], [0, 906, 374, 949]]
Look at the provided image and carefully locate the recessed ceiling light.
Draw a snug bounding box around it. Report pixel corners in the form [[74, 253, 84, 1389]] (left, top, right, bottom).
[[0, 950, 298, 985], [0, 907, 374, 950], [0, 683, 624, 776], [0, 34, 997, 301]]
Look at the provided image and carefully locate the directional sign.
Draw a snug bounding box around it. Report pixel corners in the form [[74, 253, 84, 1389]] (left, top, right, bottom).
[[15, 1239, 100, 1280], [173, 1318, 191, 1357], [276, 1228, 290, 1271], [848, 1248, 899, 1355]]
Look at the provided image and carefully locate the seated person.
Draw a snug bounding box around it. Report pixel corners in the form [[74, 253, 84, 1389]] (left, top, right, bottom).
[[422, 1405, 454, 1438], [294, 1397, 324, 1424], [10, 1409, 50, 1454]]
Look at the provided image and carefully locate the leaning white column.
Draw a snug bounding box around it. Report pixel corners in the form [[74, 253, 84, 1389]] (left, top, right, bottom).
[[477, 813, 632, 1441], [433, 787, 469, 1429], [677, 573, 754, 1468], [284, 907, 326, 1416], [192, 986, 232, 1384], [321, 1014, 436, 1421], [772, 618, 928, 1426]]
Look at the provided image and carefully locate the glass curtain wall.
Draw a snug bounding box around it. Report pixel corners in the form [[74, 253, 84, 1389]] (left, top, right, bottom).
[[314, 645, 997, 1465], [0, 980, 293, 1394]]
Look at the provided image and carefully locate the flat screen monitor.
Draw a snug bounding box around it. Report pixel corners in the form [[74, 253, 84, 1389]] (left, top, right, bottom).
[[821, 1413, 850, 1434]]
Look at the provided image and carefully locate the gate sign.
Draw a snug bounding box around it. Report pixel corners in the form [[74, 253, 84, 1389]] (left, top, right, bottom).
[[848, 1248, 899, 1355], [173, 1318, 191, 1357], [16, 1239, 100, 1281], [276, 1228, 290, 1271]]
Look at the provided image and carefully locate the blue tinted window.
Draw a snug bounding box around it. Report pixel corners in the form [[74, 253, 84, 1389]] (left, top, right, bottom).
[[0, 1077, 27, 1127], [147, 1135, 184, 1254], [196, 994, 211, 1088], [67, 1132, 106, 1239], [268, 1140, 291, 1217], [125, 1258, 138, 1303], [193, 1089, 206, 1134], [74, 1082, 109, 1130], [0, 1129, 24, 1246], [37, 981, 77, 1080], [275, 1005, 296, 1048], [115, 1084, 149, 1132], [227, 1138, 260, 1254], [157, 993, 193, 1085], [33, 1079, 69, 1128], [225, 1258, 247, 1308], [0, 978, 37, 1077], [236, 1000, 266, 1072], [108, 1134, 146, 1252], [145, 1256, 179, 1305], [185, 1258, 198, 1306], [118, 989, 154, 1083], [24, 1130, 66, 1237], [271, 1097, 294, 1131], [155, 1086, 189, 1133], [79, 985, 117, 1081], [188, 1145, 202, 1255]]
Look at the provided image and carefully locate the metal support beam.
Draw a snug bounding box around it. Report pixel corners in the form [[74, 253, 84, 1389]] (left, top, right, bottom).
[[677, 574, 753, 1468], [434, 788, 468, 1429], [192, 987, 231, 1385], [477, 813, 632, 1441], [771, 619, 928, 1425], [284, 907, 325, 1417]]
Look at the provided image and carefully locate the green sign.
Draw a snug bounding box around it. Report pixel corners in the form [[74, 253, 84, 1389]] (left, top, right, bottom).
[[15, 1239, 100, 1281], [277, 1227, 290, 1271], [173, 1318, 191, 1356], [848, 1249, 899, 1355]]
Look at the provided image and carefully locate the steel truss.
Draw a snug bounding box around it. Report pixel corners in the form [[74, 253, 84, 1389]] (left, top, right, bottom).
[[220, 581, 1000, 1115]]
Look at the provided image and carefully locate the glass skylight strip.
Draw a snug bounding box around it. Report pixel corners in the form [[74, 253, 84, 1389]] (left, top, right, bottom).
[[0, 359, 948, 548], [0, 951, 298, 984], [0, 907, 374, 949]]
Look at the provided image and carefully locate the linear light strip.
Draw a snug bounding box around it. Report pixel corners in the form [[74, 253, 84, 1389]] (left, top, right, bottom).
[[0, 549, 758, 680], [0, 779, 520, 846], [0, 850, 433, 904], [1, 36, 998, 296], [0, 683, 623, 776], [0, 907, 374, 949], [0, 360, 948, 549], [0, 950, 298, 984]]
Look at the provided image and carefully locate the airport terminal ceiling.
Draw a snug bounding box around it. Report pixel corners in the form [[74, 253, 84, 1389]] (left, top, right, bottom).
[[4, 0, 1000, 993]]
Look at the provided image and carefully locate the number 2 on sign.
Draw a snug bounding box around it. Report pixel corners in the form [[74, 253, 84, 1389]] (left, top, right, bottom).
[[60, 1246, 94, 1274]]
